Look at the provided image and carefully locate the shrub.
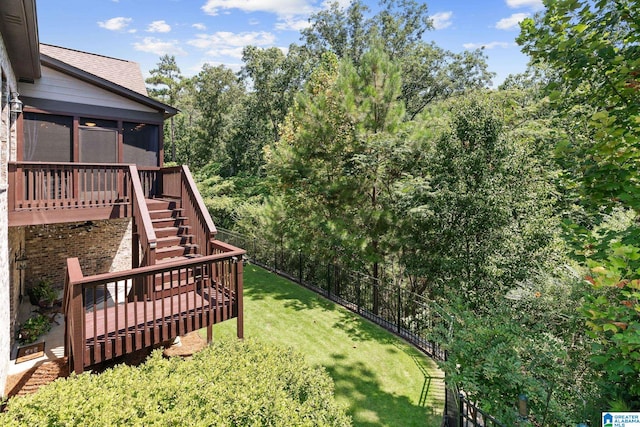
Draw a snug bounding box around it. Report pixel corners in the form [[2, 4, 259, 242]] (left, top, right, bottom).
[[17, 314, 51, 344], [0, 339, 351, 426], [28, 279, 58, 307]]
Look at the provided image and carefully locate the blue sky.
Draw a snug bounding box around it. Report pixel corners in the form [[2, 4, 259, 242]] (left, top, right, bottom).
[[36, 0, 544, 86]]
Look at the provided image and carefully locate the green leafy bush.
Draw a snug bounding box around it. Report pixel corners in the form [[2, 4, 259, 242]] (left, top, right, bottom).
[[0, 339, 351, 426], [28, 279, 58, 307], [17, 314, 51, 344]]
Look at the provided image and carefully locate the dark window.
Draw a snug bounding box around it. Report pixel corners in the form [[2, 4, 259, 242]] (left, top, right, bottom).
[[123, 122, 159, 166], [23, 113, 73, 161]]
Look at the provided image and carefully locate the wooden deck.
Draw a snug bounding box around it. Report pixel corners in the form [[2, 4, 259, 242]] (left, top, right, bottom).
[[65, 241, 245, 374], [10, 161, 242, 373], [83, 284, 234, 367]]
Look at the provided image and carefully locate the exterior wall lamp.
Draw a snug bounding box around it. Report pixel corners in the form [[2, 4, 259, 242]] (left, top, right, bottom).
[[10, 92, 23, 114]]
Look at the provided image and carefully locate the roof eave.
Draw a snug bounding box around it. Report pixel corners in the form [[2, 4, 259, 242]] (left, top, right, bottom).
[[0, 0, 41, 81], [40, 54, 178, 118]]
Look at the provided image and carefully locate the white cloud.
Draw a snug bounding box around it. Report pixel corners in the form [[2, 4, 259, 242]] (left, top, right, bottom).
[[188, 31, 276, 58], [322, 0, 350, 8], [147, 20, 171, 33], [133, 37, 187, 55], [431, 11, 453, 30], [463, 41, 512, 50], [192, 23, 207, 30], [202, 0, 315, 17], [495, 13, 529, 30], [506, 0, 544, 11], [275, 16, 311, 31], [98, 17, 133, 31]]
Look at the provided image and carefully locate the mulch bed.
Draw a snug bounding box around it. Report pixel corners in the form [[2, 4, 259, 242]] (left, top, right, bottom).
[[3, 332, 207, 400]]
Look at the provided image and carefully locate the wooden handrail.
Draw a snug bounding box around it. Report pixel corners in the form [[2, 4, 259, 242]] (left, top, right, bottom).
[[130, 164, 157, 264], [181, 165, 216, 235], [157, 165, 217, 256], [10, 161, 135, 168], [176, 165, 216, 257], [69, 249, 245, 286]]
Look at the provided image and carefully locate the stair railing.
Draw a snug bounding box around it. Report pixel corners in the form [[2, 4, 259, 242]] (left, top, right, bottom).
[[130, 164, 156, 266], [160, 165, 216, 256], [180, 165, 216, 256]]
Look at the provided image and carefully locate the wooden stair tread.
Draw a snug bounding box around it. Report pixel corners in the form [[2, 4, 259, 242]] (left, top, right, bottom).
[[155, 254, 202, 264], [157, 244, 198, 253]]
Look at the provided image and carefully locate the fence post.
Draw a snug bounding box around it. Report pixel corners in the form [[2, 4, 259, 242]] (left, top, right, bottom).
[[327, 264, 331, 297], [459, 393, 464, 427], [298, 249, 302, 284], [397, 286, 402, 334], [356, 276, 361, 314]]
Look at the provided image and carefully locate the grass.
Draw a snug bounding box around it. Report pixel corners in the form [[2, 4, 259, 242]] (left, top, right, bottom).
[[206, 264, 445, 427]]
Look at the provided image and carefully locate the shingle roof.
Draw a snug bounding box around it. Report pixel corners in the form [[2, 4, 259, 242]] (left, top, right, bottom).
[[39, 43, 148, 96]]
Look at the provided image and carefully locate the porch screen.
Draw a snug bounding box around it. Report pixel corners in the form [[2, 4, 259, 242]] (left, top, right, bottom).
[[78, 127, 117, 163], [23, 113, 73, 161], [123, 122, 159, 166]]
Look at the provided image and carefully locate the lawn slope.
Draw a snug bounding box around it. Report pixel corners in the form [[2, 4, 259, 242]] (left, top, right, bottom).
[[208, 264, 445, 427]]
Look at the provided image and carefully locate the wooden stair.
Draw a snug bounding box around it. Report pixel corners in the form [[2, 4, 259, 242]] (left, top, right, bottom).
[[146, 198, 200, 264], [146, 198, 204, 297]]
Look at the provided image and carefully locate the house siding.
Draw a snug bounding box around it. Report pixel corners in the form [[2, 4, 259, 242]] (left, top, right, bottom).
[[0, 33, 19, 398], [18, 67, 157, 113], [22, 218, 133, 293]]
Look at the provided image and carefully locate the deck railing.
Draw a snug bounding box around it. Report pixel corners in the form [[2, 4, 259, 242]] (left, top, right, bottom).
[[138, 167, 160, 197], [8, 161, 131, 211], [63, 240, 245, 374]]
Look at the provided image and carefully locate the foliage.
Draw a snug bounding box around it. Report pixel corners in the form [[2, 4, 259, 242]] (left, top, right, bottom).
[[393, 93, 560, 306], [518, 0, 640, 407], [0, 339, 351, 427], [302, 0, 493, 119], [519, 0, 640, 211], [144, 2, 492, 176], [240, 45, 311, 144], [441, 266, 598, 425], [17, 314, 51, 344], [195, 164, 269, 231], [265, 47, 405, 276], [145, 54, 182, 104], [145, 55, 183, 163], [28, 279, 57, 306], [192, 64, 245, 171], [583, 244, 640, 405]]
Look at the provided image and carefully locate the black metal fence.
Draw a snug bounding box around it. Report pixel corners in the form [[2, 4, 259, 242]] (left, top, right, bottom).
[[216, 228, 504, 427], [217, 228, 451, 360], [459, 393, 506, 427]]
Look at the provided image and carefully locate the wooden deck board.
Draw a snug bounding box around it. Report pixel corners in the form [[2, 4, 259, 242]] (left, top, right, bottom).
[[84, 287, 232, 344]]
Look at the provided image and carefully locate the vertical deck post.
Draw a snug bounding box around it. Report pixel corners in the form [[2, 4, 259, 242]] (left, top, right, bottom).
[[65, 258, 85, 374], [236, 258, 244, 340]]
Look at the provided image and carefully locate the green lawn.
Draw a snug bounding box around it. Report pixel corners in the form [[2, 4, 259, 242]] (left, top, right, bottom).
[[206, 264, 445, 427]]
